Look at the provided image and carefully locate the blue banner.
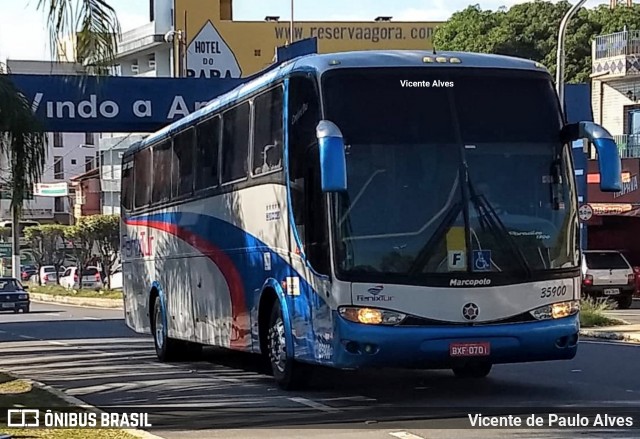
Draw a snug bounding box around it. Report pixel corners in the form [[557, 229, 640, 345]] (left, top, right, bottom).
[[9, 74, 247, 133]]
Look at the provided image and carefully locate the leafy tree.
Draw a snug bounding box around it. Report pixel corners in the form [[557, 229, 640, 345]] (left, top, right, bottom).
[[64, 219, 95, 289], [433, 1, 640, 84], [0, 1, 121, 256], [87, 215, 120, 289], [24, 225, 68, 284]]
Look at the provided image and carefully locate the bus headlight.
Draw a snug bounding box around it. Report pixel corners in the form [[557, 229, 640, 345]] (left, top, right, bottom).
[[530, 300, 580, 320], [338, 307, 406, 325]]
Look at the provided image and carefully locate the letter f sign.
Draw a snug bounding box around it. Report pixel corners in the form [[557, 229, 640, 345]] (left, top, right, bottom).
[[448, 250, 466, 270]]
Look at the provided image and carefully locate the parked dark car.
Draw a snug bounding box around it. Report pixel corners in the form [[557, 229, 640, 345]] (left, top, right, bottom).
[[0, 278, 30, 313]]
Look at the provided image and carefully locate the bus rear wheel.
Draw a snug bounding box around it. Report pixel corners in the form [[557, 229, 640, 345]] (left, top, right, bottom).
[[452, 361, 492, 378], [152, 298, 201, 362], [267, 303, 310, 390]]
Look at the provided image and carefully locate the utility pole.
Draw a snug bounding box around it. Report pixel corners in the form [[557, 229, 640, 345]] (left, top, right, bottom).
[[11, 202, 19, 279]]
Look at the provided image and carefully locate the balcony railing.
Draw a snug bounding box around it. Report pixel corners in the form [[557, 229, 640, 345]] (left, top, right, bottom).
[[594, 30, 640, 60], [614, 134, 640, 158]]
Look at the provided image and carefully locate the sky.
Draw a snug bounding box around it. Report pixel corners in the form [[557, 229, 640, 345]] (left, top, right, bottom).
[[0, 0, 609, 63]]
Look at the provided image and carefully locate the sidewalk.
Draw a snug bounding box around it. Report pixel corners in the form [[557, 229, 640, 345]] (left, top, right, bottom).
[[30, 292, 123, 309], [580, 323, 640, 343]]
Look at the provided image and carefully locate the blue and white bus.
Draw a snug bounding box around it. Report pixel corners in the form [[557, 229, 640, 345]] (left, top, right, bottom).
[[121, 50, 622, 389]]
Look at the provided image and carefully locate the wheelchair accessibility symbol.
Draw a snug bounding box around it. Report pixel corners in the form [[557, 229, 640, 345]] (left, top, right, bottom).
[[472, 250, 492, 272]]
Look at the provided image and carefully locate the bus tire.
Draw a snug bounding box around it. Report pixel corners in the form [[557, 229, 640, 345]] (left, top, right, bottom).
[[267, 302, 309, 390], [151, 297, 183, 362], [452, 361, 492, 378]]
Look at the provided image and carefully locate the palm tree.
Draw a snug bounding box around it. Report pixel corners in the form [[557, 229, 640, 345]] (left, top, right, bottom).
[[0, 0, 121, 275]]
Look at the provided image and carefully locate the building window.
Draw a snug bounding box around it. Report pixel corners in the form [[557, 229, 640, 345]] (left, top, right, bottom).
[[53, 133, 63, 148], [85, 156, 94, 172], [54, 197, 64, 213], [71, 159, 77, 165], [54, 156, 64, 180], [85, 133, 95, 145]]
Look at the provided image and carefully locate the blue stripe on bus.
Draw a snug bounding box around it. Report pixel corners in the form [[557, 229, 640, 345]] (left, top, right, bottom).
[[124, 212, 334, 363]]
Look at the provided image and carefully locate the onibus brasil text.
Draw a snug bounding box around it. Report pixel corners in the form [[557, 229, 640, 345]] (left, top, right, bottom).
[[7, 409, 152, 428]]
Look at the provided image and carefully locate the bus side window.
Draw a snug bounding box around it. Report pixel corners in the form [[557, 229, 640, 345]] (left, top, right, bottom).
[[252, 86, 283, 175], [195, 116, 220, 191], [172, 128, 196, 197], [151, 140, 172, 204], [134, 147, 152, 208], [122, 159, 134, 210], [221, 102, 250, 184], [288, 75, 329, 275]]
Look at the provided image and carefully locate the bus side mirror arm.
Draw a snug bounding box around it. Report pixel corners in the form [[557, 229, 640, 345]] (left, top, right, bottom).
[[316, 120, 348, 193], [562, 121, 622, 192]]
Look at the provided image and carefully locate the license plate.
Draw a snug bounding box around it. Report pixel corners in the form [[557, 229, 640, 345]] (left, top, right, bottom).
[[604, 288, 620, 295], [450, 342, 490, 357], [2, 303, 14, 308]]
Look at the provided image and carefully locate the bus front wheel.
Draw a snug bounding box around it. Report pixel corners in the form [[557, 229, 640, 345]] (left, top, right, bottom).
[[452, 361, 492, 379], [267, 303, 310, 390]]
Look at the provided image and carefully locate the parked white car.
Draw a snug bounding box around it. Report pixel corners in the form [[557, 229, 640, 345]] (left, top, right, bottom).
[[39, 265, 64, 286], [60, 266, 103, 290], [581, 250, 635, 309], [110, 265, 122, 290]]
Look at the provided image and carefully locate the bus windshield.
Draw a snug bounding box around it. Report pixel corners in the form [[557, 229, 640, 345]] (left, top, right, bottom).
[[322, 67, 578, 282]]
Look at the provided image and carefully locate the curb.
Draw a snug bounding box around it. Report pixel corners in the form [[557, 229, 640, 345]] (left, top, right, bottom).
[[579, 329, 640, 344], [1, 369, 165, 439], [29, 292, 123, 310]]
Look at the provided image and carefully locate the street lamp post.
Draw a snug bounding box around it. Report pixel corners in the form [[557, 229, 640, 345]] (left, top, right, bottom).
[[290, 0, 295, 44], [556, 0, 588, 112]]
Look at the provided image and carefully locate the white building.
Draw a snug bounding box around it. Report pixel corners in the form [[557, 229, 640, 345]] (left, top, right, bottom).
[[4, 60, 99, 224], [95, 0, 174, 215], [114, 0, 173, 78]]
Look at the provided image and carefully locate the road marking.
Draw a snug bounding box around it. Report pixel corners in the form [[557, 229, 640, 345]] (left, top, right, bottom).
[[47, 341, 71, 347], [571, 369, 581, 372], [389, 432, 426, 439], [288, 397, 341, 413], [581, 340, 640, 347], [18, 335, 36, 340]]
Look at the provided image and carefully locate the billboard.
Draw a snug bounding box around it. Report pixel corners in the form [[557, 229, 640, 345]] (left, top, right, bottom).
[[174, 0, 442, 79]]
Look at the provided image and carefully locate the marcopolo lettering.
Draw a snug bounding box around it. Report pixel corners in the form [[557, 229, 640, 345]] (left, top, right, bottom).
[[449, 278, 491, 287]]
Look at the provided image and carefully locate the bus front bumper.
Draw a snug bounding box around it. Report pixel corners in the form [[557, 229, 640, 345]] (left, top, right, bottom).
[[331, 313, 579, 369]]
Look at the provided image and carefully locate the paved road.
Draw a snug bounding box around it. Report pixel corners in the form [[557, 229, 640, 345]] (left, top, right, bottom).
[[605, 298, 640, 324], [1, 303, 640, 438]]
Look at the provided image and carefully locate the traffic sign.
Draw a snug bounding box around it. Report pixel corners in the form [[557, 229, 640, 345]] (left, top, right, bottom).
[[579, 204, 593, 221], [0, 243, 11, 258]]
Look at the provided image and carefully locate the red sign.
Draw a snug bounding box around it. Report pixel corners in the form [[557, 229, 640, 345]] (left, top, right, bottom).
[[449, 342, 491, 357], [588, 158, 640, 204]]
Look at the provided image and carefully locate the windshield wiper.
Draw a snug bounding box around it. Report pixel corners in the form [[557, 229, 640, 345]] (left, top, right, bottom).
[[408, 200, 463, 275], [468, 182, 533, 278]]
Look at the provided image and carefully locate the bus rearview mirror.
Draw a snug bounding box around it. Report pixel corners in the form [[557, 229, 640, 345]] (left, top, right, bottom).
[[316, 120, 348, 193], [563, 121, 622, 192]]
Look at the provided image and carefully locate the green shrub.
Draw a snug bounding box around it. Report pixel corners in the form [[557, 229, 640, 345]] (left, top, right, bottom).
[[580, 297, 626, 327]]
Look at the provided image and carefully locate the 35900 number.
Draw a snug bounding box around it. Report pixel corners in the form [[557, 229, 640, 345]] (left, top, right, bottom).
[[540, 285, 568, 298]]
